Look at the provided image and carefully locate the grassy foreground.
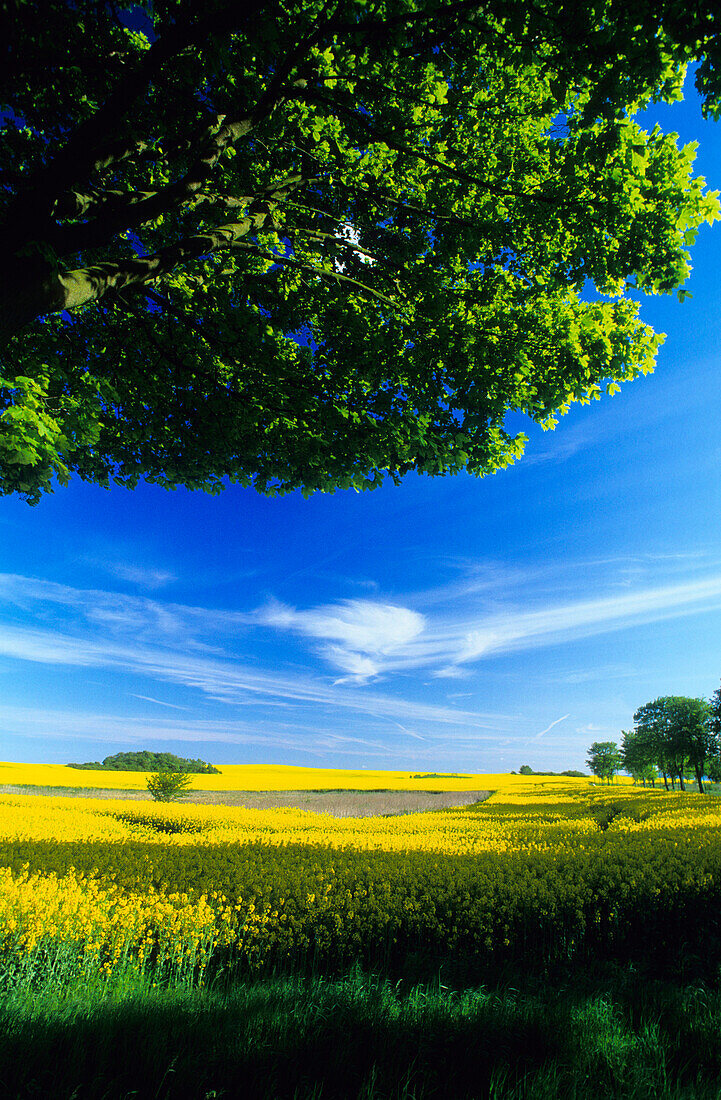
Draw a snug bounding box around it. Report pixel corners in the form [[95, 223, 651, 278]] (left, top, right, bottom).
[[2, 962, 721, 1099]]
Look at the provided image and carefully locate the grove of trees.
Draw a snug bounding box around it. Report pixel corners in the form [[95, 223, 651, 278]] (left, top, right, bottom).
[[2, 0, 721, 501], [518, 764, 586, 777], [627, 696, 714, 792], [589, 685, 721, 792], [67, 751, 220, 774]]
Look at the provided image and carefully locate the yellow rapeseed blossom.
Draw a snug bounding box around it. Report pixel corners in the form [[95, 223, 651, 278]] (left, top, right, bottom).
[[0, 778, 717, 980]]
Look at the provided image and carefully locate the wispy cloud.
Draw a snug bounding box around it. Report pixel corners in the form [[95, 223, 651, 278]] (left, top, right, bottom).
[[260, 573, 721, 678], [2, 564, 721, 756], [531, 714, 570, 741], [520, 422, 599, 468], [129, 694, 191, 711], [0, 624, 107, 666], [0, 617, 510, 737], [0, 703, 500, 762], [448, 573, 721, 665], [0, 573, 250, 649], [102, 562, 177, 590], [0, 704, 383, 754]]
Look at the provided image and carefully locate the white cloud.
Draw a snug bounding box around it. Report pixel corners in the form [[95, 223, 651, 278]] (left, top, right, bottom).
[[259, 598, 426, 680], [328, 650, 380, 684], [0, 617, 508, 736], [0, 624, 108, 667], [260, 597, 425, 652], [531, 714, 570, 741]]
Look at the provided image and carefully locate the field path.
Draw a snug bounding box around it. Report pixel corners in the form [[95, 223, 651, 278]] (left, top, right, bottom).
[[0, 786, 491, 817]]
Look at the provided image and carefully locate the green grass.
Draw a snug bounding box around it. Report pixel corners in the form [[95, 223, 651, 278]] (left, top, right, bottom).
[[2, 961, 721, 1099]]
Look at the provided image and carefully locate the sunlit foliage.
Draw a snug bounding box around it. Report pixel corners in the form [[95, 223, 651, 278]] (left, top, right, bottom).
[[3, 2, 721, 500]]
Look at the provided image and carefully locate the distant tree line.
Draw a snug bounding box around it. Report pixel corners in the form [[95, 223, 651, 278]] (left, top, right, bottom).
[[514, 765, 587, 778], [587, 685, 721, 792], [67, 751, 220, 774]]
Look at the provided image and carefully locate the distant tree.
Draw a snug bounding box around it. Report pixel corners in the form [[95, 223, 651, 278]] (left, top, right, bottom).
[[633, 697, 713, 793], [146, 770, 193, 801], [637, 763, 658, 787], [516, 764, 586, 777], [632, 702, 673, 789], [706, 756, 721, 784], [586, 742, 623, 784], [674, 697, 714, 792]]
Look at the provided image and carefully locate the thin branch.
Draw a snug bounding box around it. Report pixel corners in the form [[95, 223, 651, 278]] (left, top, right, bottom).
[[233, 241, 399, 306], [293, 226, 381, 265]]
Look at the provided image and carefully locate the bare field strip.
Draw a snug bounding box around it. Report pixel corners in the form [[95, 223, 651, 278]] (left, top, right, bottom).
[[0, 785, 491, 817]]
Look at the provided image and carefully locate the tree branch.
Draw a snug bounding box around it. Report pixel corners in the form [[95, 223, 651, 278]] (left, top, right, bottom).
[[0, 0, 275, 255], [1, 190, 286, 341], [232, 242, 399, 305], [48, 115, 257, 259]]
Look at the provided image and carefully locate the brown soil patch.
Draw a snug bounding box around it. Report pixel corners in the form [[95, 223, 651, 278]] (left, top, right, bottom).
[[0, 785, 491, 818]]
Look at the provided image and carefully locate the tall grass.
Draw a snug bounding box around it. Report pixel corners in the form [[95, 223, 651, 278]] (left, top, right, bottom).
[[2, 959, 721, 1099]]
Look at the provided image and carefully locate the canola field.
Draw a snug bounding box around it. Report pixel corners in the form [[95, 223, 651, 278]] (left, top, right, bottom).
[[0, 760, 579, 792], [0, 772, 719, 984]]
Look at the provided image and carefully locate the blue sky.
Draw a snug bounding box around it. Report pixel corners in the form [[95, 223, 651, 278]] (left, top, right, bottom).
[[2, 80, 721, 773]]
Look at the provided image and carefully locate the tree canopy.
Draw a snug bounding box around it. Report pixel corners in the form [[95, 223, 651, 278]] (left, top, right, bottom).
[[631, 696, 715, 792], [2, 0, 720, 502]]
